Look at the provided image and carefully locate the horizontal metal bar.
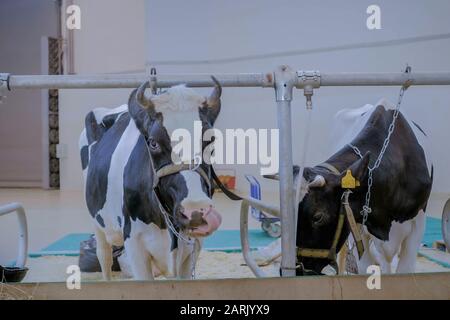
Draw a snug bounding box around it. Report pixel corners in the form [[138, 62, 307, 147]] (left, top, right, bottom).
[[5, 71, 450, 90], [7, 73, 274, 89], [318, 72, 450, 87]]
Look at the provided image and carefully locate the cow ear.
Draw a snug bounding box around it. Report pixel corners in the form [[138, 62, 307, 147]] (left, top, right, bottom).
[[344, 152, 371, 183], [84, 111, 103, 144]]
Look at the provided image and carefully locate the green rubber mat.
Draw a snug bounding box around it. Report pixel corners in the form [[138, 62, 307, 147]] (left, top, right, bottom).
[[29, 229, 275, 257], [28, 217, 444, 257]]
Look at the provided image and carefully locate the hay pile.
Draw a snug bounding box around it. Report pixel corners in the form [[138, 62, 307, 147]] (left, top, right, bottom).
[[1, 249, 446, 296], [0, 282, 34, 300], [20, 251, 279, 283]]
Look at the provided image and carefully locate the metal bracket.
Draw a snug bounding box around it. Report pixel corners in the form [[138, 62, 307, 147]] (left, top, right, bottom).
[[149, 67, 157, 95], [402, 64, 413, 89], [0, 73, 11, 104], [274, 65, 297, 102], [297, 70, 321, 109]]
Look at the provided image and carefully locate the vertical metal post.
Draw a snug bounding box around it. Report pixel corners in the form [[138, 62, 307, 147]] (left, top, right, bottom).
[[274, 66, 297, 277]]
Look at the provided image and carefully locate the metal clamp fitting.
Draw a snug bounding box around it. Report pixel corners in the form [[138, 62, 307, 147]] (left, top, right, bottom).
[[402, 64, 413, 90], [0, 73, 11, 103], [149, 67, 157, 95], [274, 65, 297, 102], [297, 70, 321, 109], [297, 70, 321, 88]]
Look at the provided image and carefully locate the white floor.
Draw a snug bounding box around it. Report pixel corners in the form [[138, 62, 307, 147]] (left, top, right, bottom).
[[0, 188, 277, 265], [0, 188, 447, 266]]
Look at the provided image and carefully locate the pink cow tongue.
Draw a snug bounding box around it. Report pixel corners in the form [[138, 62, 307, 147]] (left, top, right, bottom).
[[190, 208, 222, 237]]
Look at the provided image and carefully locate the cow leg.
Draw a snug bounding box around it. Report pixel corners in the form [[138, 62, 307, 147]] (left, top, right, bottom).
[[176, 241, 201, 279], [357, 230, 391, 274], [396, 210, 426, 273], [372, 238, 397, 274], [178, 251, 199, 279], [94, 226, 113, 281], [124, 237, 154, 280], [372, 219, 414, 274]]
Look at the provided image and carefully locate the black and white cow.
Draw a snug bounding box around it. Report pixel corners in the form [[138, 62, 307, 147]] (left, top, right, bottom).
[[296, 100, 433, 275], [79, 80, 223, 280]]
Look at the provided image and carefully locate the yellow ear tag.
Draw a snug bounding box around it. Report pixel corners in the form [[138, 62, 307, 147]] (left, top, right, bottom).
[[341, 170, 359, 189]]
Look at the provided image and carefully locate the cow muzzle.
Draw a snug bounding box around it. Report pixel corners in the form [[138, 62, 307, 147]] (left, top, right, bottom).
[[181, 205, 222, 237]]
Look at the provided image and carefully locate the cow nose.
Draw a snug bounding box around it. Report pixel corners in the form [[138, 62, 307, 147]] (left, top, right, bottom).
[[190, 210, 204, 227], [181, 205, 222, 237], [180, 205, 212, 227]]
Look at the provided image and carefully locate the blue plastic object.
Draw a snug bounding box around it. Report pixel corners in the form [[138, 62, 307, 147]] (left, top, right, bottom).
[[245, 175, 263, 220], [245, 175, 279, 223]]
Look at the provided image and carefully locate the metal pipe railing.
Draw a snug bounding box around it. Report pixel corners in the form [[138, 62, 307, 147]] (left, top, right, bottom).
[[240, 197, 280, 278], [319, 72, 450, 87], [0, 203, 28, 268], [6, 73, 274, 89], [3, 71, 450, 90]]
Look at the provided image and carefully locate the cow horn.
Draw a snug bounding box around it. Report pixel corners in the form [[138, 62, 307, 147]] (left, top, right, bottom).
[[207, 76, 222, 107], [136, 81, 155, 110], [308, 175, 326, 188]]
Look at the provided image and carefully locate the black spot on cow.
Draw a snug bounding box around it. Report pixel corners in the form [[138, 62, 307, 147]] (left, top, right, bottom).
[[169, 228, 177, 251], [85, 113, 131, 218], [123, 214, 131, 241], [102, 113, 123, 129], [117, 216, 122, 227], [95, 214, 105, 228], [80, 145, 89, 170]]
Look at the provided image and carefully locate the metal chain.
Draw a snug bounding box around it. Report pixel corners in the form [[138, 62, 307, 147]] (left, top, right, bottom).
[[155, 197, 194, 245], [155, 196, 197, 279], [348, 72, 411, 225]]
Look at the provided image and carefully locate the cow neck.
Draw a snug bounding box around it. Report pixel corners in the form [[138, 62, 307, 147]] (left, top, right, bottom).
[[319, 145, 362, 174]]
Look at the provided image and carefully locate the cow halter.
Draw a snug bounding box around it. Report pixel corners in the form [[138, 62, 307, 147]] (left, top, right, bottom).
[[296, 163, 365, 274], [153, 159, 212, 194]]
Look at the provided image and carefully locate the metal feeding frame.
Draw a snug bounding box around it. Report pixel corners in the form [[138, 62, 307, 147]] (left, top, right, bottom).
[[2, 66, 450, 277], [0, 203, 28, 268]]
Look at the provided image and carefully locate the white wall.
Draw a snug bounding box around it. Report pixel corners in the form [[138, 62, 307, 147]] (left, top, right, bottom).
[[58, 0, 450, 217], [0, 0, 59, 187], [58, 0, 146, 190], [144, 0, 450, 217]]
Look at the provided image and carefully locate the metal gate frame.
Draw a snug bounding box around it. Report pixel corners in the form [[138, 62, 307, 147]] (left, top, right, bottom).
[[1, 66, 450, 277]]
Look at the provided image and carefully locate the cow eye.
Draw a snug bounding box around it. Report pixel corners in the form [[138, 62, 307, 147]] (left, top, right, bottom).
[[148, 137, 159, 150], [312, 212, 325, 226]]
